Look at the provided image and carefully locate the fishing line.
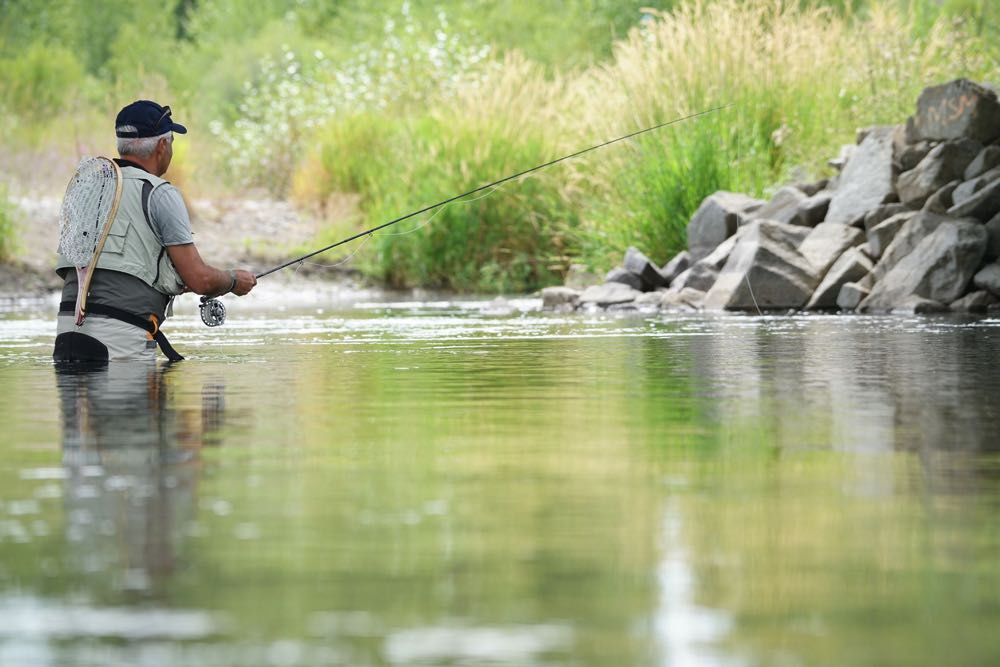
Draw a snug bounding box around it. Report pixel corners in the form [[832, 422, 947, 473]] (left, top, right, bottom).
[[254, 104, 732, 280], [283, 182, 508, 272]]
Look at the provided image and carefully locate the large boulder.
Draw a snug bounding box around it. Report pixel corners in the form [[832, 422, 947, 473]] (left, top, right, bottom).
[[972, 263, 1000, 297], [964, 145, 1000, 180], [864, 203, 909, 232], [895, 139, 982, 208], [683, 231, 745, 292], [792, 191, 832, 226], [660, 287, 706, 311], [909, 79, 1000, 144], [922, 180, 960, 213], [893, 124, 934, 171], [867, 211, 916, 259], [952, 165, 1000, 205], [702, 221, 820, 310], [660, 250, 691, 284], [686, 192, 764, 262], [604, 267, 644, 291], [805, 247, 874, 310], [860, 221, 988, 311], [797, 222, 864, 277], [948, 177, 1000, 221], [985, 213, 1000, 260], [749, 186, 808, 225], [872, 211, 955, 280], [578, 282, 642, 307], [950, 290, 997, 313], [836, 281, 871, 311], [622, 246, 669, 290], [826, 126, 896, 225]]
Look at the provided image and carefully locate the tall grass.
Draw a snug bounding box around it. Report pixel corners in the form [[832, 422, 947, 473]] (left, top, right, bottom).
[[0, 186, 17, 261], [566, 0, 997, 267], [307, 55, 575, 291], [292, 0, 997, 287]]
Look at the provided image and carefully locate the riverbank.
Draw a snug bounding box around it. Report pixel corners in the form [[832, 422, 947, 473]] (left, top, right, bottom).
[[0, 190, 364, 303], [545, 79, 1000, 316]]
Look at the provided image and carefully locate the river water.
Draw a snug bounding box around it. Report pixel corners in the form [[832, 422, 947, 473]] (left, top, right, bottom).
[[1, 291, 999, 667]]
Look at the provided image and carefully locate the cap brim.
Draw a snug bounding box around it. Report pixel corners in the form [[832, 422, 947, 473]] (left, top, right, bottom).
[[170, 122, 188, 134]]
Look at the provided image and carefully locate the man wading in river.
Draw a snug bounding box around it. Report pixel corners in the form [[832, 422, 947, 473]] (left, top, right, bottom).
[[54, 100, 257, 363]]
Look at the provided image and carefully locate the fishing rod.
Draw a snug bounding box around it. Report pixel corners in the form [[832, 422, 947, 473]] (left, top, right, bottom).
[[198, 103, 731, 326]]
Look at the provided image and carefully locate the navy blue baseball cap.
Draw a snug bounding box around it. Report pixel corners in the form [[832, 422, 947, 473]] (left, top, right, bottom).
[[115, 100, 187, 138]]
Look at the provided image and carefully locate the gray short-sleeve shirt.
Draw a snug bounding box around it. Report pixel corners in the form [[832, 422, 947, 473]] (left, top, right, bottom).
[[148, 183, 194, 246]]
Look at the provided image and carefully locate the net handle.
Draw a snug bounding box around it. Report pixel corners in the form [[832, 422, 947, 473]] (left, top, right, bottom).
[[77, 158, 123, 322]]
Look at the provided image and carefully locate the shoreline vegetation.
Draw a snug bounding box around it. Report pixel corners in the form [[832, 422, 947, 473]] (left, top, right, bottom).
[[1, 1, 998, 296]]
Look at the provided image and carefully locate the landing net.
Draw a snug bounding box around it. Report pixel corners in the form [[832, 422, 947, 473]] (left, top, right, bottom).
[[59, 157, 120, 267]]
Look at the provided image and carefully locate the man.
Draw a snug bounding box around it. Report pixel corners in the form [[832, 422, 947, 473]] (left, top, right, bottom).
[[54, 100, 257, 363]]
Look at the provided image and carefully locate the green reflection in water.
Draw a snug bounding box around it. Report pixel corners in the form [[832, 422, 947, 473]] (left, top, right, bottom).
[[0, 309, 999, 666]]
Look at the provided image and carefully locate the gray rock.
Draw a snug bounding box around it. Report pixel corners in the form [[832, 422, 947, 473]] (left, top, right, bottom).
[[964, 145, 1000, 180], [972, 262, 1000, 296], [660, 250, 691, 284], [864, 203, 910, 232], [985, 213, 1000, 260], [896, 139, 982, 208], [792, 190, 832, 226], [867, 211, 916, 259], [795, 179, 829, 197], [922, 180, 960, 213], [872, 211, 955, 280], [635, 291, 667, 306], [703, 220, 820, 310], [749, 186, 808, 225], [889, 296, 949, 315], [578, 282, 643, 307], [947, 178, 1000, 221], [564, 264, 599, 289], [541, 286, 580, 310], [826, 126, 896, 225], [805, 247, 874, 309], [604, 267, 644, 291], [950, 290, 997, 313], [661, 287, 706, 311], [860, 221, 988, 311], [798, 222, 864, 277], [828, 144, 856, 172], [623, 246, 669, 290], [952, 165, 1000, 207], [670, 267, 692, 290], [894, 130, 935, 172], [836, 281, 871, 311], [686, 191, 765, 262], [684, 263, 720, 293], [910, 78, 1000, 144], [684, 231, 745, 292]]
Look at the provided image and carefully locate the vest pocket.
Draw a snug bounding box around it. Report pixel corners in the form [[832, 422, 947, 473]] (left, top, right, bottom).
[[100, 220, 132, 256]]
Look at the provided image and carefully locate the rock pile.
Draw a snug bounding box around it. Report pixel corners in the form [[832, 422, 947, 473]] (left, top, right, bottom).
[[543, 79, 1000, 315]]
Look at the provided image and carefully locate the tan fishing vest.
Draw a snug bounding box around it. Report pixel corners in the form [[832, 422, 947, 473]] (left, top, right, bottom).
[[57, 165, 186, 296]]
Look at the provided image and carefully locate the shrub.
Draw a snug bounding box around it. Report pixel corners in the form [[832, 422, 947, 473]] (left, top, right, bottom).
[[0, 186, 17, 262]]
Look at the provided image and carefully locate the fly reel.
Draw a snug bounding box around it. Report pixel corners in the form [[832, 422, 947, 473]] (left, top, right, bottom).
[[199, 296, 227, 327]]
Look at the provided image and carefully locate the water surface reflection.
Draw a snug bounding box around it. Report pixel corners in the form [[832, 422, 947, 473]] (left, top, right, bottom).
[[0, 306, 997, 666]]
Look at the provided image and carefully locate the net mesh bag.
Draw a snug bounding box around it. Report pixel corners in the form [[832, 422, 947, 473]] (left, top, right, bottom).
[[59, 157, 120, 267]]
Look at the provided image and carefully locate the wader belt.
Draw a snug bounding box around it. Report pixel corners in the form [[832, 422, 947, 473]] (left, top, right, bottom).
[[59, 300, 184, 362]]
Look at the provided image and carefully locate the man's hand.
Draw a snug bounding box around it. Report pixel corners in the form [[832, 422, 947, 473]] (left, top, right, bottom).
[[232, 269, 257, 296], [167, 244, 257, 297]]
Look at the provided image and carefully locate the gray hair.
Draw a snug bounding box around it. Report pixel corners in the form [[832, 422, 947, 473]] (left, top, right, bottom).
[[116, 127, 173, 158]]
